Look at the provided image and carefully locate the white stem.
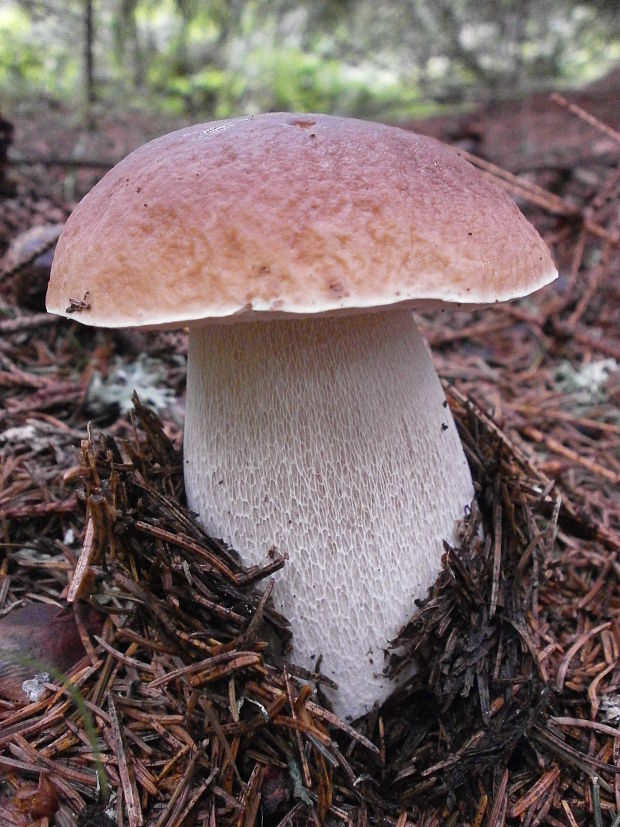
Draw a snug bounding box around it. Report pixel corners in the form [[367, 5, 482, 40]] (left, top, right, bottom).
[[184, 311, 473, 718]]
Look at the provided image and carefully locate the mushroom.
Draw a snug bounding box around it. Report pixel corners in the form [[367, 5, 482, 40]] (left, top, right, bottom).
[[46, 113, 556, 718], [0, 603, 102, 702]]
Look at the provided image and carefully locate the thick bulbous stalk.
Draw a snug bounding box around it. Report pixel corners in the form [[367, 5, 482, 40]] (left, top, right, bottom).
[[184, 310, 474, 718]]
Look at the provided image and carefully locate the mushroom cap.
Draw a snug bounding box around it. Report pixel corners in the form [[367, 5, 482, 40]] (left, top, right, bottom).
[[46, 113, 556, 328]]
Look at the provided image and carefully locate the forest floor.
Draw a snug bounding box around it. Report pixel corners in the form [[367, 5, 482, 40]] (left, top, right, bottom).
[[0, 73, 618, 826]]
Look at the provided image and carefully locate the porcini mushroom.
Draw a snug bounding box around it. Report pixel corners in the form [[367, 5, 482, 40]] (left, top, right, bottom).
[[0, 603, 102, 702], [46, 113, 556, 718]]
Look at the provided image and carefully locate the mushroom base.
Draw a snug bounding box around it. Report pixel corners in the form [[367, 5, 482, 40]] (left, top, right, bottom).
[[184, 311, 474, 719]]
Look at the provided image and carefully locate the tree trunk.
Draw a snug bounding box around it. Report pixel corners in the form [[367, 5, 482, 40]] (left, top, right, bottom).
[[84, 0, 96, 130]]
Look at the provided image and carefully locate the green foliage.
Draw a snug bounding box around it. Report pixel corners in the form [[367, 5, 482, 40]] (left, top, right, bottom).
[[0, 0, 619, 119], [0, 4, 79, 100], [247, 48, 376, 113]]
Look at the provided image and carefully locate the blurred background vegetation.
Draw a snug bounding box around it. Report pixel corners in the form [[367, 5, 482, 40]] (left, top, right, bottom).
[[1, 0, 619, 126]]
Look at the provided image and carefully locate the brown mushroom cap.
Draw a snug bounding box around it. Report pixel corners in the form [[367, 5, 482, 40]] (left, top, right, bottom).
[[46, 113, 556, 328]]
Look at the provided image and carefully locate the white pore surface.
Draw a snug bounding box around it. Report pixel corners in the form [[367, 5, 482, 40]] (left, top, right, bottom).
[[184, 311, 474, 718]]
